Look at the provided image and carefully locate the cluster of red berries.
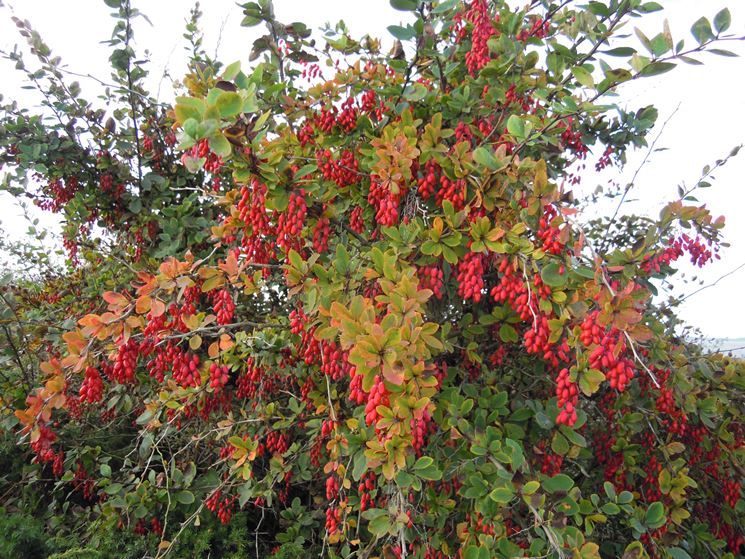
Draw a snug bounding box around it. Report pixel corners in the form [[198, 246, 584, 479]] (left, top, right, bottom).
[[581, 311, 635, 391], [276, 189, 307, 252], [325, 474, 340, 500], [35, 176, 79, 213], [455, 121, 475, 145], [337, 97, 358, 133], [209, 363, 230, 390], [205, 490, 237, 524], [358, 472, 376, 511], [212, 288, 235, 325], [325, 506, 342, 535], [723, 479, 741, 509], [640, 239, 683, 274], [348, 368, 366, 404], [110, 338, 139, 384], [265, 431, 289, 455], [235, 357, 262, 399], [410, 411, 435, 453], [536, 205, 566, 255], [555, 367, 578, 426], [297, 122, 314, 146], [456, 251, 484, 302], [316, 148, 360, 188], [490, 258, 533, 321], [312, 216, 331, 253], [680, 233, 719, 267], [435, 176, 467, 210], [72, 463, 96, 500], [559, 118, 589, 159], [417, 264, 444, 299], [172, 350, 201, 388], [368, 177, 400, 227], [238, 179, 271, 235], [454, 0, 499, 75], [503, 83, 536, 113], [595, 146, 614, 171], [320, 340, 348, 380], [364, 375, 390, 426], [79, 366, 104, 403], [417, 160, 439, 200], [536, 440, 564, 475], [349, 205, 365, 234], [516, 17, 549, 41]]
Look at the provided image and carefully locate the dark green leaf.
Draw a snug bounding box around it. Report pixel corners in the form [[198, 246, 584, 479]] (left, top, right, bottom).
[[639, 61, 676, 77], [390, 0, 417, 10], [541, 262, 567, 287], [691, 17, 714, 44], [543, 473, 574, 493], [714, 8, 731, 33]]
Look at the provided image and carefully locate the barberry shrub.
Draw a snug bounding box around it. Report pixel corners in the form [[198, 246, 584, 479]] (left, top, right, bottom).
[[1, 1, 744, 559]]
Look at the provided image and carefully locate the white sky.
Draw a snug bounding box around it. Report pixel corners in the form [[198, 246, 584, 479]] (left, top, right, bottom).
[[1, 0, 744, 339]]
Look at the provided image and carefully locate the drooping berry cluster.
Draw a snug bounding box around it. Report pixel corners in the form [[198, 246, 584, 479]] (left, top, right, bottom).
[[79, 366, 104, 403], [364, 375, 390, 426], [209, 363, 230, 391], [417, 264, 444, 299], [110, 338, 139, 384], [276, 189, 307, 252], [456, 251, 484, 302], [205, 490, 237, 524], [454, 0, 499, 76], [212, 288, 235, 325], [555, 367, 578, 426]]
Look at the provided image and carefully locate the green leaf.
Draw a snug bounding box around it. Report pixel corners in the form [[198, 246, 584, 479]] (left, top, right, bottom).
[[472, 146, 500, 171], [498, 324, 518, 344], [639, 61, 676, 77], [603, 47, 637, 57], [709, 48, 737, 57], [644, 501, 665, 528], [105, 483, 123, 495], [390, 0, 417, 10], [714, 8, 731, 33], [506, 115, 525, 139], [489, 487, 514, 503], [100, 464, 112, 477], [571, 66, 595, 88], [433, 0, 459, 13], [368, 514, 393, 536], [638, 2, 663, 13], [667, 548, 692, 559], [578, 369, 605, 396], [540, 262, 567, 287], [387, 25, 415, 41], [209, 134, 232, 158], [522, 481, 540, 495], [175, 490, 195, 505], [215, 91, 243, 118], [174, 96, 205, 124], [543, 473, 574, 493], [690, 17, 714, 44], [413, 456, 434, 471], [602, 502, 620, 515], [294, 163, 317, 177], [416, 463, 442, 481]]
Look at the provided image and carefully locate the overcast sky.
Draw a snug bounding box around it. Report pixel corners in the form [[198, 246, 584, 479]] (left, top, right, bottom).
[[1, 1, 744, 339]]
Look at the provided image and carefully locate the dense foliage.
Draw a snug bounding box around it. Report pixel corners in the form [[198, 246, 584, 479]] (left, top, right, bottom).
[[1, 1, 743, 558]]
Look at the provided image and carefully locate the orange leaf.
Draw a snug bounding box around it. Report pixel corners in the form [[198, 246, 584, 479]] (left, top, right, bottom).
[[150, 298, 166, 318], [136, 295, 152, 314]]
